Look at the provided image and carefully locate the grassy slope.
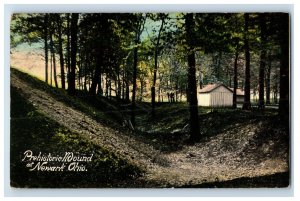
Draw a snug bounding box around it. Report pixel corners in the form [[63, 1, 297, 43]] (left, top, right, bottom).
[[11, 68, 129, 127], [180, 172, 290, 188], [11, 68, 289, 188], [11, 85, 141, 188]]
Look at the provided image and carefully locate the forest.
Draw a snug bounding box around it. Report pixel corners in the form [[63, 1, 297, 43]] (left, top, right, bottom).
[[10, 13, 290, 188]]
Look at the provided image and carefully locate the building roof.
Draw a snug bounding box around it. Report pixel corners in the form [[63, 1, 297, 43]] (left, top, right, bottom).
[[199, 83, 244, 96], [199, 83, 231, 93]]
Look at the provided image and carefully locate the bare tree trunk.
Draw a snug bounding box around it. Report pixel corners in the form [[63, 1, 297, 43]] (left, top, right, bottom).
[[57, 14, 65, 89], [68, 13, 78, 95], [50, 52, 53, 86], [232, 40, 239, 109], [90, 57, 102, 95], [97, 67, 103, 95], [151, 18, 165, 118], [117, 73, 121, 100], [44, 14, 49, 84], [131, 15, 145, 126], [242, 13, 251, 110], [50, 33, 58, 88], [258, 13, 267, 109], [125, 80, 129, 102], [266, 54, 272, 104], [278, 13, 290, 123], [140, 78, 143, 101], [52, 51, 58, 88], [90, 15, 109, 96], [131, 46, 138, 126], [185, 13, 200, 142], [66, 13, 71, 86]]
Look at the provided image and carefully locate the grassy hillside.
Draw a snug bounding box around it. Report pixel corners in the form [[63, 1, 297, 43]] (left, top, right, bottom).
[[10, 85, 141, 188], [10, 68, 289, 188], [11, 68, 126, 128]]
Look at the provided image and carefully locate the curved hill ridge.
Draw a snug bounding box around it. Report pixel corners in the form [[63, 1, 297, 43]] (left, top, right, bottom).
[[10, 70, 289, 187]]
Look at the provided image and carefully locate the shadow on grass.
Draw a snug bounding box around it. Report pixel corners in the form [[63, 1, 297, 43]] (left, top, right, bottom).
[[134, 103, 280, 153], [10, 85, 141, 188], [179, 172, 289, 188]]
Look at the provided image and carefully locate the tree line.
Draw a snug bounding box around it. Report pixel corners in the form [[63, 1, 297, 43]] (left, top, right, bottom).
[[11, 12, 290, 141]]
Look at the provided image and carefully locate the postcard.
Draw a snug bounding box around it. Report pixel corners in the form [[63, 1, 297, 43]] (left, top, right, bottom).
[[9, 12, 290, 188]]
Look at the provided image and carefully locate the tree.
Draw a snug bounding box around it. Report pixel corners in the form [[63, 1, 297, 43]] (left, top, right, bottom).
[[265, 53, 272, 104], [231, 14, 243, 109], [49, 31, 58, 88], [258, 13, 267, 109], [68, 13, 79, 95], [149, 14, 168, 117], [131, 14, 146, 127], [242, 13, 251, 110], [232, 38, 239, 109], [43, 14, 49, 84], [89, 14, 109, 95], [185, 13, 200, 142], [278, 13, 289, 122], [66, 13, 71, 85], [57, 14, 66, 89]]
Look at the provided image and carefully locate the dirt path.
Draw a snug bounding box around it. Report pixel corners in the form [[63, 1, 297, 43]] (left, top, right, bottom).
[[11, 73, 289, 187]]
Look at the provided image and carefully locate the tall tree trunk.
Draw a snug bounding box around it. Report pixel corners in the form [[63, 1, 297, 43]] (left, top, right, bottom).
[[78, 58, 81, 90], [97, 68, 103, 95], [57, 14, 65, 89], [90, 15, 109, 96], [185, 13, 200, 142], [151, 18, 165, 118], [90, 57, 102, 95], [278, 13, 290, 123], [109, 79, 112, 98], [44, 14, 49, 84], [258, 13, 267, 109], [175, 81, 178, 102], [125, 80, 130, 102], [118, 76, 122, 100], [232, 40, 239, 109], [50, 33, 58, 88], [105, 75, 109, 97], [242, 13, 251, 110], [216, 51, 222, 79], [66, 13, 71, 87], [131, 45, 138, 126], [50, 49, 53, 86], [52, 51, 58, 88], [274, 80, 278, 104], [83, 52, 88, 92], [131, 16, 145, 127], [122, 67, 125, 100], [140, 78, 143, 101], [266, 54, 272, 104], [68, 13, 78, 95]]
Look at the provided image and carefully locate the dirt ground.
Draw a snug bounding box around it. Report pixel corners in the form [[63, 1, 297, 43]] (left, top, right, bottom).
[[10, 73, 289, 187]]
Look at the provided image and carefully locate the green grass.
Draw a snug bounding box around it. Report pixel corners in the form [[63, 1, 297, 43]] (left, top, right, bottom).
[[10, 85, 141, 188], [134, 102, 284, 152], [11, 68, 124, 129]]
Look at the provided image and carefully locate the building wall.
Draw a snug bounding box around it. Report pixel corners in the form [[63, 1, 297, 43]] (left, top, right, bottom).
[[198, 85, 233, 107], [210, 91, 233, 106], [198, 93, 211, 106]]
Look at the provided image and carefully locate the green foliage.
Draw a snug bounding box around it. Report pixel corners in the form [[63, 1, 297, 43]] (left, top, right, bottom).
[[10, 13, 285, 101]]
